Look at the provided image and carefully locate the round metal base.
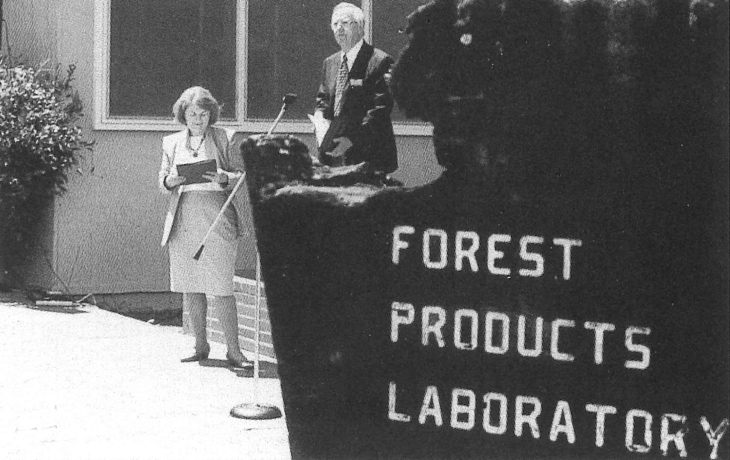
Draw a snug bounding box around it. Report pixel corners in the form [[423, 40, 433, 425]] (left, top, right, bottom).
[[230, 403, 282, 420]]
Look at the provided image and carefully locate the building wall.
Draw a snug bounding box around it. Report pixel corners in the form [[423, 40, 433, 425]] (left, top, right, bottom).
[[6, 0, 443, 296], [3, 0, 58, 62]]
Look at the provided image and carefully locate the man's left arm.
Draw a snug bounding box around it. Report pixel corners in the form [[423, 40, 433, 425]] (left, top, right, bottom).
[[329, 51, 395, 164], [360, 54, 395, 137]]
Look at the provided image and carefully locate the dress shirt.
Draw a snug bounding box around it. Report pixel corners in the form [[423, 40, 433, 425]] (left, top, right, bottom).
[[342, 39, 364, 72]]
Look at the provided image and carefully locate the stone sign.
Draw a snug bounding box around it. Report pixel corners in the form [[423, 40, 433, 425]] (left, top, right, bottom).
[[242, 1, 728, 459]]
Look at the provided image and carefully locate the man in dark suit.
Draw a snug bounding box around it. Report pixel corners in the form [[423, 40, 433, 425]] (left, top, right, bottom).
[[314, 2, 398, 176]]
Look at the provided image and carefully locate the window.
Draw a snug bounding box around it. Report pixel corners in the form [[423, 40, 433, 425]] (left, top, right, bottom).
[[94, 0, 430, 135], [108, 0, 237, 120], [372, 0, 428, 124], [246, 0, 349, 122]]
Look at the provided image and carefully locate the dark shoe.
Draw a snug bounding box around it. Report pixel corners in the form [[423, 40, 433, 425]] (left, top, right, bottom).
[[181, 350, 209, 363], [226, 353, 253, 369]]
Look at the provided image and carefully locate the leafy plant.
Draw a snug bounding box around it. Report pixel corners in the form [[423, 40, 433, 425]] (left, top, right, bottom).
[[0, 57, 93, 264]]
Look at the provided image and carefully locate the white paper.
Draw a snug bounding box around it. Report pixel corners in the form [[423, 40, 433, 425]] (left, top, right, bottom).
[[308, 112, 331, 147]]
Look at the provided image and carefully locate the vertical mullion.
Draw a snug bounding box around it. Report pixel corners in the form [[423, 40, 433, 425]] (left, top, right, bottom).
[[362, 0, 373, 43], [197, 0, 206, 84], [238, 0, 248, 124]]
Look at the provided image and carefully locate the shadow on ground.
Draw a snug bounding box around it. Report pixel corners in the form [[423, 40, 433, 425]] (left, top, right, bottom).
[[27, 304, 89, 314], [118, 309, 183, 326], [199, 359, 279, 379]]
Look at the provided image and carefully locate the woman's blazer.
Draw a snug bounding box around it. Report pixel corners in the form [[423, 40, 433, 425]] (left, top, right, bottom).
[[158, 126, 249, 247]]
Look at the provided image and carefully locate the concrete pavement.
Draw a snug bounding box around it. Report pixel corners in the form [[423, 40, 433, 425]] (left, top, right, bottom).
[[0, 292, 291, 460]]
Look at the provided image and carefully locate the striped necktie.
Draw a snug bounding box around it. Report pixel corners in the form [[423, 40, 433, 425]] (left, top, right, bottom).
[[334, 55, 348, 117]]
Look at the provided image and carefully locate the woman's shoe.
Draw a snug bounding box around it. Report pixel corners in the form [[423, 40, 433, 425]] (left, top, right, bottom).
[[181, 350, 209, 363], [226, 352, 253, 369]]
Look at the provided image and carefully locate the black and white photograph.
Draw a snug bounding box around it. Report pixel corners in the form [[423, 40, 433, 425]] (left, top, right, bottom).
[[1, 1, 728, 459]]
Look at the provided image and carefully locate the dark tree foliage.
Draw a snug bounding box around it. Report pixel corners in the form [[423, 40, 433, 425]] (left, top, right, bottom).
[[0, 59, 93, 262]]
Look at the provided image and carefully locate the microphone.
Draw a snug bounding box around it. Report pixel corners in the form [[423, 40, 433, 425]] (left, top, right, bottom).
[[266, 93, 298, 137]]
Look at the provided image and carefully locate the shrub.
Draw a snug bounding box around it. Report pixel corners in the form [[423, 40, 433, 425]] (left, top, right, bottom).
[[0, 58, 93, 262]]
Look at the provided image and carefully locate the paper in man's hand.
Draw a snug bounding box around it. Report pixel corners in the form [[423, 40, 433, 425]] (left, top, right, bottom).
[[308, 112, 331, 147]]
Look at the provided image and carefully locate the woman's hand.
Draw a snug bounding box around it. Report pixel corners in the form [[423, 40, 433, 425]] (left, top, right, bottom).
[[165, 175, 187, 189], [202, 171, 229, 187]]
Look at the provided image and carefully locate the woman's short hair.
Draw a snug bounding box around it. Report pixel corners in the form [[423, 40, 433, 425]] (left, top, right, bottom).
[[172, 86, 221, 126], [333, 2, 364, 28]]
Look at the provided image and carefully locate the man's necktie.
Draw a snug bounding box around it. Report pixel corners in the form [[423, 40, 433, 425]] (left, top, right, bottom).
[[334, 55, 348, 117]]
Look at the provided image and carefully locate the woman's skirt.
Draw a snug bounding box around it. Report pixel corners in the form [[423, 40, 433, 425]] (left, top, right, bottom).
[[168, 191, 239, 296]]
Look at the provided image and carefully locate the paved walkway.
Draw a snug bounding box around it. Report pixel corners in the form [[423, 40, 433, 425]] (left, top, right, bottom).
[[0, 292, 291, 460]]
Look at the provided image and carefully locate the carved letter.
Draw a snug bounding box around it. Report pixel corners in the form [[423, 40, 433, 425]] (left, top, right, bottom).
[[423, 228, 448, 269], [422, 306, 446, 348], [626, 409, 653, 453], [660, 413, 688, 458], [487, 234, 511, 276], [550, 318, 575, 362], [584, 321, 616, 364], [391, 301, 414, 342], [518, 315, 543, 358], [451, 388, 476, 430], [485, 311, 510, 354], [388, 382, 411, 423], [454, 309, 479, 351], [625, 326, 651, 370], [519, 235, 545, 277], [419, 386, 443, 427], [700, 417, 729, 460], [455, 231, 479, 272], [549, 400, 576, 444], [586, 403, 617, 447], [552, 238, 582, 280], [483, 393, 508, 435], [515, 395, 542, 439], [392, 225, 415, 265]]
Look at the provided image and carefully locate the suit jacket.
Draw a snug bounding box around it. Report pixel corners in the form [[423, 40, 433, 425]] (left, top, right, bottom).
[[158, 126, 249, 247], [316, 42, 398, 174]]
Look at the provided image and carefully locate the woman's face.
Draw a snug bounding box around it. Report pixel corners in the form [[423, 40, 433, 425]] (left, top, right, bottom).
[[185, 105, 210, 136]]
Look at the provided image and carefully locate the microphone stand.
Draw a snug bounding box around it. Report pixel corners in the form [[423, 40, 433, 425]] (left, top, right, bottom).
[[231, 93, 296, 421], [230, 253, 281, 420]]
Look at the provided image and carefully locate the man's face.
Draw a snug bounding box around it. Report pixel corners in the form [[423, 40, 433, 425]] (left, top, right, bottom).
[[331, 10, 363, 52]]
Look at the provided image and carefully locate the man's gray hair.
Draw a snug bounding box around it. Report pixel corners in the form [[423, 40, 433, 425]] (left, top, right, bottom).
[[333, 2, 365, 27]]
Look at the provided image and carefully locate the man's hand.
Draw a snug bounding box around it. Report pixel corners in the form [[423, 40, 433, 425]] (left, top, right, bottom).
[[324, 136, 352, 167]]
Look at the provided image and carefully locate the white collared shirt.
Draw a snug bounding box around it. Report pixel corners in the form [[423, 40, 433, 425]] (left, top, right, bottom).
[[342, 39, 364, 70]]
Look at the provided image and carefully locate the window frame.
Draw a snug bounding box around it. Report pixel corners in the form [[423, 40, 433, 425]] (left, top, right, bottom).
[[93, 0, 431, 135]]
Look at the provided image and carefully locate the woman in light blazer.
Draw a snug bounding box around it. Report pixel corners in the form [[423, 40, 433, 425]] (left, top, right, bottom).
[[159, 86, 252, 368]]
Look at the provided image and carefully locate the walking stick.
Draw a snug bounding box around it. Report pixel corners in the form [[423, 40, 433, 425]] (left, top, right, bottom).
[[194, 93, 297, 261], [192, 172, 246, 261], [230, 93, 297, 421]]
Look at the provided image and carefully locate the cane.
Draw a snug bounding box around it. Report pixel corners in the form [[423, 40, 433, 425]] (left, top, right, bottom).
[[192, 172, 246, 261], [193, 93, 297, 261]]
